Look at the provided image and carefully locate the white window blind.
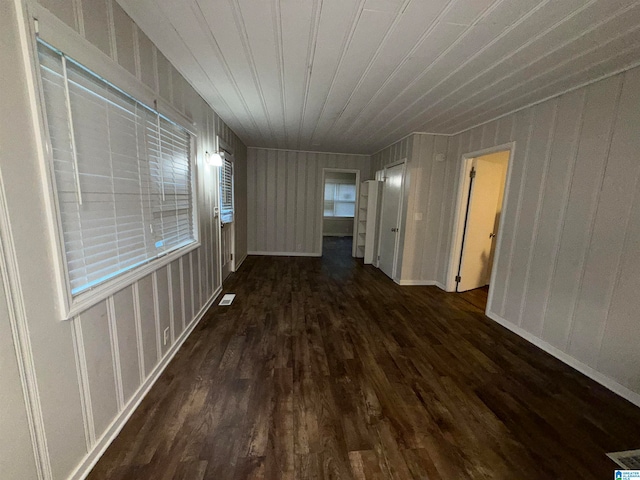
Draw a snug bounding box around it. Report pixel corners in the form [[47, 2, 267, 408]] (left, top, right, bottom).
[[324, 183, 356, 217], [37, 40, 195, 296], [220, 157, 234, 224]]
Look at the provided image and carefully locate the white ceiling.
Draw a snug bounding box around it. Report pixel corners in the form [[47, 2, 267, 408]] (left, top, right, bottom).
[[118, 0, 640, 154]]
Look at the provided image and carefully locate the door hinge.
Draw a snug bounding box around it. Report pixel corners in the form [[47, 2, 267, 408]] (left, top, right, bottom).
[[469, 167, 476, 179], [455, 275, 461, 282], [230, 253, 233, 260]]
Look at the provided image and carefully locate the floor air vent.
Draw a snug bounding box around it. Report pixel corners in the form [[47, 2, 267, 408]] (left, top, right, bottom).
[[219, 294, 236, 306], [608, 449, 640, 470]]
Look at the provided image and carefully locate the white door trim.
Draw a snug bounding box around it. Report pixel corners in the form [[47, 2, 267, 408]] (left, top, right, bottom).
[[319, 168, 361, 256], [446, 142, 516, 313]]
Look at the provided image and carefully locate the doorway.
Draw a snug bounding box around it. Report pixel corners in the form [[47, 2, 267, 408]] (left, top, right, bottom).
[[448, 145, 512, 310], [378, 161, 405, 280], [320, 169, 360, 258]]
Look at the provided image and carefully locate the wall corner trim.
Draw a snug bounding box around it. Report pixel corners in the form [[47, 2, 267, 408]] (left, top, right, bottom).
[[234, 254, 247, 271], [486, 311, 640, 409], [67, 285, 223, 480]]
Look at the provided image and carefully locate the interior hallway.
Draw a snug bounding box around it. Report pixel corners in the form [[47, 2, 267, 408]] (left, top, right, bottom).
[[89, 240, 640, 479]]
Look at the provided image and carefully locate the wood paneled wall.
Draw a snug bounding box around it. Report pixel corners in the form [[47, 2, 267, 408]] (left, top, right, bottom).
[[1, 1, 247, 478], [247, 148, 371, 255], [398, 67, 640, 404]]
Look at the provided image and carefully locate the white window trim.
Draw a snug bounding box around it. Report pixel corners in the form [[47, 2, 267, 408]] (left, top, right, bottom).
[[21, 4, 201, 320]]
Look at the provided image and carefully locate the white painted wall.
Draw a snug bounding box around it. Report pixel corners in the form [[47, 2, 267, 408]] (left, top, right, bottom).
[[0, 259, 38, 479], [323, 218, 354, 236], [1, 0, 247, 478], [247, 148, 371, 255]]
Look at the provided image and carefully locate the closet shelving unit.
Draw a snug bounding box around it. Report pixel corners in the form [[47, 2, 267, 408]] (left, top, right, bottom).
[[353, 180, 382, 264]]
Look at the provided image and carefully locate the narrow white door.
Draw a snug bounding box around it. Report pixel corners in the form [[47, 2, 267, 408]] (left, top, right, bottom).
[[457, 158, 505, 292], [378, 164, 404, 279], [221, 224, 233, 280], [220, 157, 235, 281]]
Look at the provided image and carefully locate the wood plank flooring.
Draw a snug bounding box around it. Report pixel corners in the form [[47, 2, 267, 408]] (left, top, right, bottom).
[[458, 286, 489, 311], [89, 238, 640, 479]]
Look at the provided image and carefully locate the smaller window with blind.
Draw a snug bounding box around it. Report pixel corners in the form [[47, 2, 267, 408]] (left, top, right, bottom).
[[220, 156, 234, 224], [37, 39, 197, 309], [324, 178, 356, 217]]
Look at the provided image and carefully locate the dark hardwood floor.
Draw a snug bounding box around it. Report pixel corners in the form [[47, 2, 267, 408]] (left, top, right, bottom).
[[458, 286, 489, 311], [89, 237, 640, 479]]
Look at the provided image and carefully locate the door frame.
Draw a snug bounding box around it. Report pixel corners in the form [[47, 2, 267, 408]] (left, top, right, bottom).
[[377, 159, 407, 281], [318, 168, 361, 256], [445, 143, 516, 309]]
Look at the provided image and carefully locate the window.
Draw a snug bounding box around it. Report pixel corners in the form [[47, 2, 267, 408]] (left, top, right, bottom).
[[220, 157, 234, 224], [324, 182, 356, 217], [37, 39, 196, 298]]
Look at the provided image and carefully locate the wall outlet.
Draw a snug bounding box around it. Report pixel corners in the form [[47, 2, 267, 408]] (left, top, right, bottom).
[[414, 212, 423, 221], [163, 327, 169, 345]]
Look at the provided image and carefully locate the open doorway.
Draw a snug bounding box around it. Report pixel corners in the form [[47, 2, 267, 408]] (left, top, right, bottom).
[[320, 169, 360, 258], [447, 145, 513, 311]]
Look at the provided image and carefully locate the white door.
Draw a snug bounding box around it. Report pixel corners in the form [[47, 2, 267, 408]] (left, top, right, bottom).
[[457, 158, 505, 292], [220, 157, 234, 281], [378, 164, 404, 279]]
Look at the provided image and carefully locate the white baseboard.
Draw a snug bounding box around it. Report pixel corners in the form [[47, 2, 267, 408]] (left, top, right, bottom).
[[68, 285, 223, 480], [396, 279, 447, 289], [248, 251, 321, 257], [486, 311, 640, 409], [234, 254, 247, 271]]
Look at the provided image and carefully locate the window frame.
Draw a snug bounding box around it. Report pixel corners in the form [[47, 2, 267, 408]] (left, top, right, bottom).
[[25, 6, 200, 319]]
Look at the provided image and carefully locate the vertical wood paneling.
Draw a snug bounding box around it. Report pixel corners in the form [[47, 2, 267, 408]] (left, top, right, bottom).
[[0, 273, 38, 480], [304, 153, 318, 252], [78, 301, 118, 436], [136, 27, 156, 91], [137, 276, 158, 377], [491, 108, 533, 316], [246, 150, 257, 251], [285, 151, 297, 251], [39, 0, 78, 30], [570, 72, 638, 366], [545, 76, 622, 350], [181, 257, 193, 325], [111, 1, 136, 75], [80, 0, 110, 55], [170, 260, 184, 338], [247, 148, 372, 254], [156, 50, 172, 102], [155, 267, 171, 356], [522, 90, 585, 340], [112, 286, 141, 402], [503, 100, 556, 327], [190, 251, 201, 315], [598, 176, 640, 390]]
